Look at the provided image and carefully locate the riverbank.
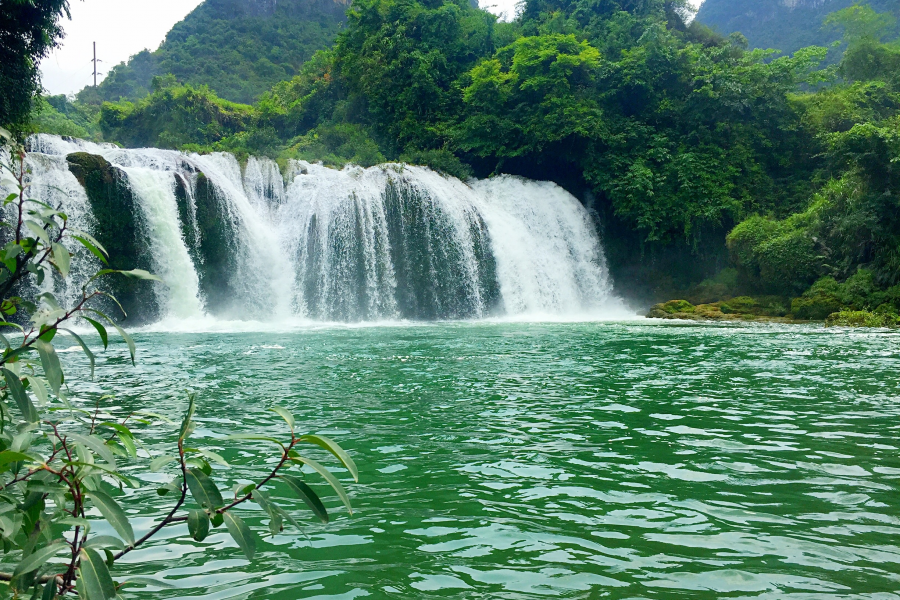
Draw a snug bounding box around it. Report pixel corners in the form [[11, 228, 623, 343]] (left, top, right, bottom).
[[647, 297, 900, 327]]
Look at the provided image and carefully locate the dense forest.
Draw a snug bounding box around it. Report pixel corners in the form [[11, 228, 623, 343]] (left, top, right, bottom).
[[14, 0, 900, 322]]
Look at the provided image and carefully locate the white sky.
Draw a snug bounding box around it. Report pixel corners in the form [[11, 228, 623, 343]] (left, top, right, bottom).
[[41, 0, 704, 96]]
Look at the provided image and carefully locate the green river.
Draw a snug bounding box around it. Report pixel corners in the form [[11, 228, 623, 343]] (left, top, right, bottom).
[[63, 321, 900, 599]]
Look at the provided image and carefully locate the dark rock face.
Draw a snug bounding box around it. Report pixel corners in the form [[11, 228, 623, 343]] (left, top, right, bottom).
[[192, 172, 242, 314], [65, 152, 159, 324]]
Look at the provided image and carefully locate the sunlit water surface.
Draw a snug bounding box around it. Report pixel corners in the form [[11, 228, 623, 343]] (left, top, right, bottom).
[[54, 321, 900, 598]]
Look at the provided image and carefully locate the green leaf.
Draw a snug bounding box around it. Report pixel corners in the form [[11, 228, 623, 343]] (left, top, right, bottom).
[[25, 376, 49, 406], [33, 340, 63, 396], [110, 324, 135, 366], [210, 511, 224, 528], [291, 456, 353, 515], [86, 490, 135, 546], [0, 450, 35, 467], [187, 509, 210, 542], [41, 575, 57, 600], [149, 455, 178, 472], [271, 503, 303, 533], [66, 433, 115, 467], [57, 516, 90, 529], [96, 268, 162, 282], [78, 547, 116, 600], [185, 468, 224, 509], [251, 489, 282, 535], [115, 576, 177, 589], [13, 542, 68, 577], [297, 435, 359, 483], [83, 536, 125, 551], [196, 448, 229, 467], [179, 394, 195, 440], [51, 243, 69, 277], [60, 328, 96, 379], [83, 318, 108, 350], [269, 407, 295, 432], [281, 475, 329, 524], [156, 480, 180, 496], [24, 221, 49, 246], [2, 368, 38, 422], [222, 512, 255, 560], [70, 230, 107, 256], [72, 235, 108, 265]]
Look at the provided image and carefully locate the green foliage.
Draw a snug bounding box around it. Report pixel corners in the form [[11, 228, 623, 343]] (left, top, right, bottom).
[[824, 3, 897, 45], [82, 0, 347, 105], [100, 84, 255, 149], [790, 277, 844, 319], [288, 123, 385, 167], [399, 148, 473, 179], [333, 0, 496, 151], [825, 309, 899, 327], [0, 0, 71, 133], [28, 101, 90, 140], [0, 137, 357, 597], [658, 299, 695, 314]]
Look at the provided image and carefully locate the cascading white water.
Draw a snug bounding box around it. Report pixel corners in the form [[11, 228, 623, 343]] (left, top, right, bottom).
[[15, 134, 622, 323], [119, 168, 204, 318]]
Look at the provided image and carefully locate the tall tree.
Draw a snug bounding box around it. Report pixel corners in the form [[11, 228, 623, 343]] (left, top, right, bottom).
[[0, 0, 73, 133]]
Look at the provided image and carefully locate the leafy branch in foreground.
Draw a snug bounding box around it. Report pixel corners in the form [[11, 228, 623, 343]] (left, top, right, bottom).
[[0, 130, 359, 598]]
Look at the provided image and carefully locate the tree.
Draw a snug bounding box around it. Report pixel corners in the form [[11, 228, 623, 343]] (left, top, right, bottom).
[[0, 0, 72, 133], [0, 129, 357, 597]]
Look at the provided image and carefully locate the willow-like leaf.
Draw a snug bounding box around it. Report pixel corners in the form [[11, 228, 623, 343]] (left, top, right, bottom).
[[223, 512, 255, 560], [2, 368, 38, 422], [82, 317, 108, 350], [185, 468, 224, 509], [86, 490, 135, 546], [269, 407, 295, 433], [291, 456, 353, 515], [60, 328, 96, 379], [33, 340, 63, 395], [281, 475, 328, 524], [78, 547, 116, 600], [13, 542, 68, 577], [296, 434, 359, 482]]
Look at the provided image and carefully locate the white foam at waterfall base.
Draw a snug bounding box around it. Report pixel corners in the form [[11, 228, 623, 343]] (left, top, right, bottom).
[[121, 167, 204, 318]]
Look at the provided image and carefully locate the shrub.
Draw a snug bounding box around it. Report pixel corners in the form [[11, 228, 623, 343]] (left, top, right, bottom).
[[791, 276, 844, 319], [661, 300, 695, 314], [399, 149, 474, 181], [826, 310, 900, 327]]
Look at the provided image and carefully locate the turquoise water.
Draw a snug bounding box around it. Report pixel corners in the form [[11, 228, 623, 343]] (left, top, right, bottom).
[[64, 321, 900, 599]]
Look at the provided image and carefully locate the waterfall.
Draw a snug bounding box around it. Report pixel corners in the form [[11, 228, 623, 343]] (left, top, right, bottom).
[[11, 134, 621, 323], [119, 167, 204, 318]]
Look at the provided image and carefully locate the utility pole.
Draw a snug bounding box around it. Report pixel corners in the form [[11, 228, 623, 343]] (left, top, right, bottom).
[[93, 42, 98, 87]]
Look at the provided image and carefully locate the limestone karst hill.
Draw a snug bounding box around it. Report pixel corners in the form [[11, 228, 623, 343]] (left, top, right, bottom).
[[78, 0, 348, 105], [696, 0, 899, 58]]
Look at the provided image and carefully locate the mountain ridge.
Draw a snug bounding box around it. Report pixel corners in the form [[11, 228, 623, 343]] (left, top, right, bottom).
[[78, 0, 348, 105], [695, 0, 899, 56]]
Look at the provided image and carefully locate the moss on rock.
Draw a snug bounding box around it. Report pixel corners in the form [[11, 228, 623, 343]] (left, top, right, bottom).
[[825, 310, 900, 328], [65, 152, 158, 323]]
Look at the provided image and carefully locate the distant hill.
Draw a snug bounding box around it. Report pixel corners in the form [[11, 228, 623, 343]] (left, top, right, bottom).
[[696, 0, 899, 57], [79, 0, 347, 105]]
